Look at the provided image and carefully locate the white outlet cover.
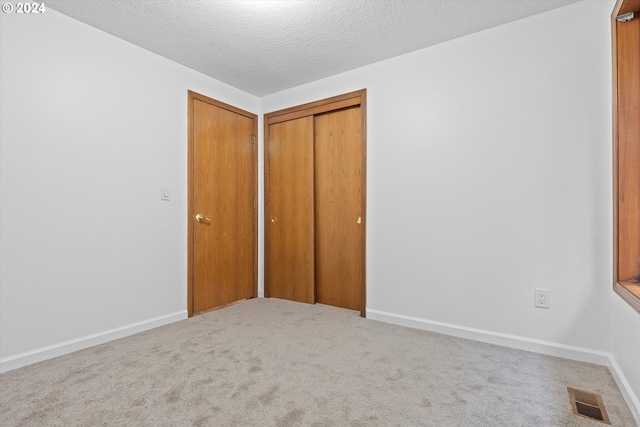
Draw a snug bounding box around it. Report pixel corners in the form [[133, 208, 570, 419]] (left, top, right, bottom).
[[534, 288, 550, 309]]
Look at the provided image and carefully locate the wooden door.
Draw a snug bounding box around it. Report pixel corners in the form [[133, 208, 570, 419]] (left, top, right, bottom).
[[264, 90, 367, 315], [315, 107, 365, 310], [188, 91, 257, 316], [266, 116, 315, 304]]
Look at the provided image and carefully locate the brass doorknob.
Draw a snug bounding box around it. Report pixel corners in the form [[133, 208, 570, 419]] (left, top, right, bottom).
[[195, 214, 210, 223], [271, 217, 277, 223]]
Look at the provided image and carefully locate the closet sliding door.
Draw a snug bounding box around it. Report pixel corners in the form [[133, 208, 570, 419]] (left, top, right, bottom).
[[315, 107, 364, 311], [266, 116, 315, 304], [264, 90, 367, 316]]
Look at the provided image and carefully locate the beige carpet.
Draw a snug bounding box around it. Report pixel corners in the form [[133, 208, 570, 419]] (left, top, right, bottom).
[[0, 298, 636, 426]]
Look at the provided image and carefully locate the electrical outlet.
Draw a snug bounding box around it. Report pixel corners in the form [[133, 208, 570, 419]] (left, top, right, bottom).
[[534, 288, 550, 309]]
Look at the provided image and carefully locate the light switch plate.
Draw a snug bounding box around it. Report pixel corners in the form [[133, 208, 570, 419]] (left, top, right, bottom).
[[160, 186, 171, 201]]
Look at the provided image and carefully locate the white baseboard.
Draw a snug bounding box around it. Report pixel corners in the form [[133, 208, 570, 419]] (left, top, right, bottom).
[[366, 308, 611, 365], [366, 308, 640, 425], [608, 354, 640, 426], [0, 310, 187, 373]]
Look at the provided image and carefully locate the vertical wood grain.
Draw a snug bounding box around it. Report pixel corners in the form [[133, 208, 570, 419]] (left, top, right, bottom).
[[616, 17, 640, 283], [267, 116, 316, 304], [264, 90, 367, 315], [314, 107, 364, 311], [189, 93, 257, 315]]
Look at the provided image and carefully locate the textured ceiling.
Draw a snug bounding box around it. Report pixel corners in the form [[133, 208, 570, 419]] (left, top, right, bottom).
[[47, 0, 581, 97]]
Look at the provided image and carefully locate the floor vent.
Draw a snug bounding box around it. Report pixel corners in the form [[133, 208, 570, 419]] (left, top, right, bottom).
[[568, 387, 611, 424]]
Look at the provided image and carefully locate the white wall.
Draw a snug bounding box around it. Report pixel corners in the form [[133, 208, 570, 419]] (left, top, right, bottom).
[[262, 0, 614, 352], [0, 9, 258, 368], [263, 0, 639, 416], [610, 294, 640, 419]]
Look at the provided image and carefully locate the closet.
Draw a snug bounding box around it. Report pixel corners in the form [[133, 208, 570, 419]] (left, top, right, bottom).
[[264, 90, 366, 316]]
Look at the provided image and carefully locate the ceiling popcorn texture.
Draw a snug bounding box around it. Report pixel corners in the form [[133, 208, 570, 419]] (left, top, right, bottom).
[[47, 0, 581, 96]]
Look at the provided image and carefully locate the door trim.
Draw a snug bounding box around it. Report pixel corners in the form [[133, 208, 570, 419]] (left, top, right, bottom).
[[187, 91, 258, 317], [264, 89, 367, 317]]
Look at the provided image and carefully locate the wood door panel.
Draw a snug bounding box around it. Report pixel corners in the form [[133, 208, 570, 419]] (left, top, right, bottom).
[[264, 90, 366, 315], [192, 98, 255, 313], [314, 107, 364, 310], [616, 18, 640, 282], [267, 116, 315, 304]]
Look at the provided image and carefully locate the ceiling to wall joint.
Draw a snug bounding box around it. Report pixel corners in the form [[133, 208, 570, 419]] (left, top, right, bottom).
[[47, 0, 580, 96]]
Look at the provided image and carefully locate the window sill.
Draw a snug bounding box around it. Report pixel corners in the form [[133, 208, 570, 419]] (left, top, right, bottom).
[[614, 282, 640, 315]]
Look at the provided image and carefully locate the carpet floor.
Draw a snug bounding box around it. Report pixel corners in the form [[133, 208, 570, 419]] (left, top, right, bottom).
[[0, 298, 636, 426]]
